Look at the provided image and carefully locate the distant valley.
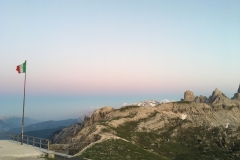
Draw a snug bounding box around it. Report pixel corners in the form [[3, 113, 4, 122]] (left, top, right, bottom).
[[24, 126, 66, 139], [0, 116, 39, 132], [8, 118, 80, 134], [0, 116, 81, 140]]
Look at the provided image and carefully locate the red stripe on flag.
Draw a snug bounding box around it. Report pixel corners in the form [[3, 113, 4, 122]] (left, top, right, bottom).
[[16, 65, 20, 73]]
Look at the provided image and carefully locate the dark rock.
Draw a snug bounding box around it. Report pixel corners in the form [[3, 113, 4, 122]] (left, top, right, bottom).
[[232, 84, 240, 100], [238, 84, 240, 93], [232, 93, 240, 100], [194, 95, 208, 103], [208, 88, 228, 103]]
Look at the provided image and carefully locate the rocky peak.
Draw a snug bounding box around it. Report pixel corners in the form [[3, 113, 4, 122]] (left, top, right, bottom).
[[232, 84, 240, 100], [213, 88, 222, 96], [194, 95, 208, 103], [184, 90, 195, 101], [87, 106, 114, 125], [208, 88, 228, 103]]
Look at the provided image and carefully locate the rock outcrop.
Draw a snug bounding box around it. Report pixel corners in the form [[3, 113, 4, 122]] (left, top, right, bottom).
[[208, 88, 228, 103], [84, 106, 114, 126], [184, 90, 195, 101], [194, 95, 208, 103], [232, 84, 240, 100], [233, 93, 240, 100]]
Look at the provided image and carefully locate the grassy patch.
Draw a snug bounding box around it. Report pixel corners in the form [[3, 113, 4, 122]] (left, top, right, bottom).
[[117, 105, 140, 112], [114, 120, 138, 141], [174, 101, 192, 104], [110, 111, 159, 140], [80, 139, 166, 160], [111, 114, 137, 121], [42, 155, 57, 160], [101, 127, 111, 133], [109, 115, 240, 160]]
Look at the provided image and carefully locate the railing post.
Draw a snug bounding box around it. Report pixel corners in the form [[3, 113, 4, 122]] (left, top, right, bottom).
[[33, 137, 35, 147], [48, 140, 50, 151], [40, 139, 42, 148], [27, 136, 29, 145]]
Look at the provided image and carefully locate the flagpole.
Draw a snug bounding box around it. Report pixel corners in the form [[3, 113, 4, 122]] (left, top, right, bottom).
[[21, 61, 27, 145]]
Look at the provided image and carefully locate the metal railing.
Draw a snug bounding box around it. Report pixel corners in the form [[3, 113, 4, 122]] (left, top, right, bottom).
[[0, 132, 11, 140], [0, 132, 50, 150]]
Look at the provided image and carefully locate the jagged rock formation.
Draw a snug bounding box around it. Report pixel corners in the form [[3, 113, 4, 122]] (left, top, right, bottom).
[[232, 84, 240, 100], [233, 93, 240, 100], [208, 88, 228, 103], [184, 90, 195, 101], [49, 123, 82, 144], [49, 86, 240, 160], [194, 95, 208, 103], [49, 107, 114, 155]]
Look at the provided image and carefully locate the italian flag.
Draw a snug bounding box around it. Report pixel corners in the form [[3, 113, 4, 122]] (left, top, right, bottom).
[[16, 61, 27, 74]]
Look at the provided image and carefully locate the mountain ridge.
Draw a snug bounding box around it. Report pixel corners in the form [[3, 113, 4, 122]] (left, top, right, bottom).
[[49, 85, 240, 159], [8, 118, 80, 134], [0, 117, 39, 132]]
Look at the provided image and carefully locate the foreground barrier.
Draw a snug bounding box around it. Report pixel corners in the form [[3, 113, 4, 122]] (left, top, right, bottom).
[[0, 132, 50, 150]]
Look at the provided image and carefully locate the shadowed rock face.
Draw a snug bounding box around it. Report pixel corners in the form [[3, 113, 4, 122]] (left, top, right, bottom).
[[194, 95, 208, 103], [184, 90, 195, 101], [208, 88, 228, 103], [233, 93, 240, 100], [232, 84, 240, 100]]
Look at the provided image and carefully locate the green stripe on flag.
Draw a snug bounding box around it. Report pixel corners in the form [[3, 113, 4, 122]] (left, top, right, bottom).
[[23, 61, 26, 73]]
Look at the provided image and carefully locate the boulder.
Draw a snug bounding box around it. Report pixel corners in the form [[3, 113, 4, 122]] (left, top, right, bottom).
[[184, 90, 195, 101]]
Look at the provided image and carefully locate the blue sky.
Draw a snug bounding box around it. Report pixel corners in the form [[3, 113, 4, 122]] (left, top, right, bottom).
[[1, 0, 240, 120]]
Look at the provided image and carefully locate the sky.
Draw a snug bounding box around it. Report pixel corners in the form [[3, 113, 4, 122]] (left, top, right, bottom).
[[1, 0, 240, 121]]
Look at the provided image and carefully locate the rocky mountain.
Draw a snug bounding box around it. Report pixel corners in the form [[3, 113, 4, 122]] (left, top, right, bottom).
[[49, 85, 240, 160], [24, 126, 66, 139], [0, 116, 39, 132]]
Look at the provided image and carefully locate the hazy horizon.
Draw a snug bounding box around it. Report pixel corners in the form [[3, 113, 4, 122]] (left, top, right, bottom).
[[1, 0, 240, 120]]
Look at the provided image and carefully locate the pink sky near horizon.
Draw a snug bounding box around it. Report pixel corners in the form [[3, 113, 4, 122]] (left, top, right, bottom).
[[1, 0, 240, 120]]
